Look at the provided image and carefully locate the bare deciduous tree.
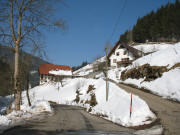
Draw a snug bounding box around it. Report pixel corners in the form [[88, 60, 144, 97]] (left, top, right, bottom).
[[0, 0, 66, 110]]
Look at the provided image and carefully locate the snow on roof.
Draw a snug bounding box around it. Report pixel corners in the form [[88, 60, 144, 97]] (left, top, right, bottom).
[[49, 70, 72, 76], [107, 41, 142, 59], [39, 64, 72, 75]]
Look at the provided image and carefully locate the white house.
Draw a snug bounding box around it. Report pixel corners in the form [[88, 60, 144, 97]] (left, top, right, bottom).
[[39, 64, 72, 84], [108, 42, 143, 68]]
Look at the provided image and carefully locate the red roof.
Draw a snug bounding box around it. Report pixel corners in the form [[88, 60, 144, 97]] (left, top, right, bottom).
[[39, 64, 72, 75]]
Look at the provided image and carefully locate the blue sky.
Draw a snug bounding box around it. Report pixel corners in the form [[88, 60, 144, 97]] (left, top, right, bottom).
[[44, 0, 176, 67]]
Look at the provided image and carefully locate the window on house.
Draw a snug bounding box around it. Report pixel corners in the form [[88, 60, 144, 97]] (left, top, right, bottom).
[[113, 59, 116, 63], [116, 52, 119, 56], [119, 45, 124, 49], [41, 74, 43, 79], [123, 50, 127, 55]]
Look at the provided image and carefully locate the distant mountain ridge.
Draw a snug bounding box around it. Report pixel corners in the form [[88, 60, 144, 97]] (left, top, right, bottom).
[[0, 46, 49, 70]]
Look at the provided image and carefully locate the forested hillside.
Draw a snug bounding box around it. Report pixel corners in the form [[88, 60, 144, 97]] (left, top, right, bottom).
[[0, 46, 49, 96], [120, 0, 180, 43], [0, 59, 13, 96]]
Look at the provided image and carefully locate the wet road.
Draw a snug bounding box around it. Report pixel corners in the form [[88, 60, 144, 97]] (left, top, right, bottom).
[[2, 104, 135, 135]]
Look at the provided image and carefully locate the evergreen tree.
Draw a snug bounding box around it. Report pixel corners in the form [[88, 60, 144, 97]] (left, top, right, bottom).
[[120, 1, 180, 43]]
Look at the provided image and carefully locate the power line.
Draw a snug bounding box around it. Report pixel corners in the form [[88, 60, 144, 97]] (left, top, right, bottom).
[[109, 0, 127, 42]]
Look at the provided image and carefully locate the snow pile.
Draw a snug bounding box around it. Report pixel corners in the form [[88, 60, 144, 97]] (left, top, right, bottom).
[[0, 98, 52, 133], [23, 78, 156, 127], [0, 115, 11, 126], [26, 79, 77, 104], [21, 100, 52, 113], [133, 43, 173, 53], [49, 70, 72, 76], [120, 42, 180, 101]]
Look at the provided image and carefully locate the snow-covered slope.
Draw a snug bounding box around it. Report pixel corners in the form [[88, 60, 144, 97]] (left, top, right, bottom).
[[73, 56, 106, 76], [131, 42, 180, 68], [0, 78, 156, 128], [133, 43, 173, 53], [73, 64, 94, 76], [120, 42, 180, 101], [124, 68, 180, 101], [19, 78, 156, 127]]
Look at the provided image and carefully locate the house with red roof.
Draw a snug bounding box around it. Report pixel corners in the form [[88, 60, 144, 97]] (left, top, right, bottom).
[[39, 64, 72, 84]]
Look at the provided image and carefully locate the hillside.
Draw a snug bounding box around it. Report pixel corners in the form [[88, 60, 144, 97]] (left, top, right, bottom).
[[120, 0, 180, 43], [0, 46, 49, 96], [107, 42, 180, 101], [0, 46, 49, 71], [73, 56, 106, 76], [74, 42, 180, 101], [0, 60, 12, 96]]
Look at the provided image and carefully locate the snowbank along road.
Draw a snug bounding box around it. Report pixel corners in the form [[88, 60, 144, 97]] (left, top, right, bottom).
[[2, 104, 135, 135], [111, 80, 180, 135]]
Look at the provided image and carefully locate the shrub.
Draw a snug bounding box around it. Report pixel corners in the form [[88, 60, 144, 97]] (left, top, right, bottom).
[[87, 85, 95, 94], [85, 93, 98, 107], [74, 90, 81, 103]]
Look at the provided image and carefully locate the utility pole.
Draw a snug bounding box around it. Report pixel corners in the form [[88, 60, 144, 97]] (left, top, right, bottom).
[[105, 48, 109, 101]]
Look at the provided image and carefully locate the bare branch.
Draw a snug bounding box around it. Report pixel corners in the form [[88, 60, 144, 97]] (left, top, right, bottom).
[[17, 10, 22, 43], [21, 22, 42, 40], [10, 0, 17, 42]]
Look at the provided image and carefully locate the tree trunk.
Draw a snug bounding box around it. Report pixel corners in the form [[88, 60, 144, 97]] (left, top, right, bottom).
[[14, 43, 21, 110], [26, 74, 31, 106]]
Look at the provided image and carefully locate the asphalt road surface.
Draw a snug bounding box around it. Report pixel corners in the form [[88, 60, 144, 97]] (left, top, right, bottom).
[[111, 80, 180, 135], [2, 104, 135, 135]]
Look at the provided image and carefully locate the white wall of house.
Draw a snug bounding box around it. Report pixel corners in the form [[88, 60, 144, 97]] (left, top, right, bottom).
[[109, 45, 134, 68], [40, 74, 53, 84]]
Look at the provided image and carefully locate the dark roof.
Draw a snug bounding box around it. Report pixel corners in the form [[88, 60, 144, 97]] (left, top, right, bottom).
[[107, 41, 142, 59], [39, 64, 72, 75]]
